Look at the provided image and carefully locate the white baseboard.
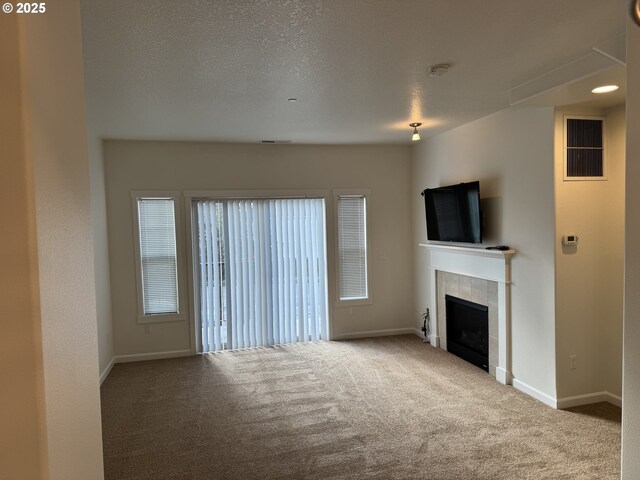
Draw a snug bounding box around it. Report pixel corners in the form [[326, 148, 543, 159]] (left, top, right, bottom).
[[495, 367, 513, 386], [413, 328, 429, 340], [114, 349, 193, 363], [513, 378, 558, 409], [99, 349, 193, 384], [99, 357, 116, 385], [413, 328, 438, 344], [557, 391, 622, 409], [605, 392, 623, 407], [333, 328, 419, 341]]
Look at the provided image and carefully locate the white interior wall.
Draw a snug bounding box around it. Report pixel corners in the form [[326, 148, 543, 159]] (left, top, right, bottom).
[[81, 1, 115, 382], [104, 141, 414, 357], [11, 2, 105, 478], [622, 15, 640, 480], [603, 104, 625, 398], [87, 129, 115, 380], [410, 106, 558, 401], [553, 104, 625, 401]]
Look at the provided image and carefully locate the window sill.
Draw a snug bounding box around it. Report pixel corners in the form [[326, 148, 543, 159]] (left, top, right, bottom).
[[335, 298, 373, 307], [137, 313, 187, 324]]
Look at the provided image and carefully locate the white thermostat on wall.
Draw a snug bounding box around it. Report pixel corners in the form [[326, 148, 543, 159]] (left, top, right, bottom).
[[562, 234, 579, 246]]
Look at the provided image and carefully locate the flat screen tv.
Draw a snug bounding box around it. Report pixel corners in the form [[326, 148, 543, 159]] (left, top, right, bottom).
[[422, 181, 482, 244]]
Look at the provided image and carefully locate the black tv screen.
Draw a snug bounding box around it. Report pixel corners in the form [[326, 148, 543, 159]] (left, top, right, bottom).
[[422, 181, 482, 243]]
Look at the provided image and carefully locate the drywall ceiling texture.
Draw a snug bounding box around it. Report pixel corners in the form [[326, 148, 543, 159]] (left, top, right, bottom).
[[553, 105, 625, 402], [104, 141, 413, 357], [622, 13, 640, 480], [81, 0, 627, 144], [20, 2, 105, 478], [411, 106, 558, 401]]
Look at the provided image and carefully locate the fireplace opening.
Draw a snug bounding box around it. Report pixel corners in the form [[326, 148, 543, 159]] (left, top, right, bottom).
[[445, 295, 489, 372]]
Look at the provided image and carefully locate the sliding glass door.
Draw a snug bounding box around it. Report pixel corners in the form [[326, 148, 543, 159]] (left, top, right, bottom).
[[194, 198, 328, 353]]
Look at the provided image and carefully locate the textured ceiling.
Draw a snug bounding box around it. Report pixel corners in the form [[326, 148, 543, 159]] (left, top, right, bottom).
[[81, 0, 627, 144]]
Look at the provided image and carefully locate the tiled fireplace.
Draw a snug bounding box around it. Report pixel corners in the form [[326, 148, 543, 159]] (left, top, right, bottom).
[[437, 271, 497, 375], [421, 244, 515, 385]]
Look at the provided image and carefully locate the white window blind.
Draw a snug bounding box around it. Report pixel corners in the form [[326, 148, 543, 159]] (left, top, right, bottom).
[[337, 195, 368, 300], [137, 198, 179, 315]]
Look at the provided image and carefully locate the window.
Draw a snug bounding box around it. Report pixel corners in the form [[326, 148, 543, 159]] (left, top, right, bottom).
[[335, 191, 370, 303], [132, 193, 185, 323], [564, 115, 606, 181]]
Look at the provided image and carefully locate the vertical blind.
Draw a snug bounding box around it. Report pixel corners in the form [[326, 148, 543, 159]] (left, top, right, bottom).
[[196, 198, 328, 353], [337, 195, 368, 300], [137, 198, 179, 315]]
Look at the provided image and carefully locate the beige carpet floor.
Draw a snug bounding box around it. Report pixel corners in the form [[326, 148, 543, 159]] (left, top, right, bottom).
[[101, 335, 621, 480]]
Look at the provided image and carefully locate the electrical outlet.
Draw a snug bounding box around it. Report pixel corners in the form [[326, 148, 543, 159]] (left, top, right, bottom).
[[569, 355, 577, 370]]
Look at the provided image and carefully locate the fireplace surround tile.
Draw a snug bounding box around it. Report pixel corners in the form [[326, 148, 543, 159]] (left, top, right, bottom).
[[436, 270, 498, 378], [489, 335, 499, 367], [459, 275, 472, 300], [488, 281, 498, 305], [471, 277, 488, 306]]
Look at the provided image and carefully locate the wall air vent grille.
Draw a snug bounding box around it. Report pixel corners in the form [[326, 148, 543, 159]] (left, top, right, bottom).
[[564, 116, 606, 181]]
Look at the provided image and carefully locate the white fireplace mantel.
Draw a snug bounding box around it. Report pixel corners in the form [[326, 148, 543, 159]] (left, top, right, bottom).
[[419, 243, 515, 385]]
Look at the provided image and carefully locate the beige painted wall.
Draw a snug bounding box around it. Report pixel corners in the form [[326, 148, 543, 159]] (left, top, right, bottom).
[[411, 106, 558, 399], [622, 14, 640, 480], [19, 2, 105, 478], [1, 2, 104, 478], [0, 13, 48, 480], [553, 105, 625, 400], [104, 141, 413, 356]]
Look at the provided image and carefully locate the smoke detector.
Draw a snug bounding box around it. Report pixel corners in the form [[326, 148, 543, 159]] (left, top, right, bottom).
[[427, 63, 451, 77]]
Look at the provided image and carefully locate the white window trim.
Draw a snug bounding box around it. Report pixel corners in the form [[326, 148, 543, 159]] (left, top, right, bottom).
[[563, 114, 607, 182], [131, 191, 188, 324], [333, 189, 373, 307]]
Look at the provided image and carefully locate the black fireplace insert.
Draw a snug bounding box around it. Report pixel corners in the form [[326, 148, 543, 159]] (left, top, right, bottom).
[[445, 295, 489, 372]]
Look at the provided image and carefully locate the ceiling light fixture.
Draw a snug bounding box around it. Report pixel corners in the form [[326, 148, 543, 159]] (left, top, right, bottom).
[[410, 122, 422, 141], [591, 85, 619, 94], [287, 98, 298, 102]]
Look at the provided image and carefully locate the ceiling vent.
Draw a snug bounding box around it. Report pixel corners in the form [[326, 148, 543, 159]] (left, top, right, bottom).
[[427, 63, 451, 77], [260, 140, 293, 144]]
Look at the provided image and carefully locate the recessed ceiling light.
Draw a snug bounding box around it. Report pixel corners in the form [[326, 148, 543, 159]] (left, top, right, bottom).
[[287, 98, 298, 102], [591, 85, 619, 94]]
